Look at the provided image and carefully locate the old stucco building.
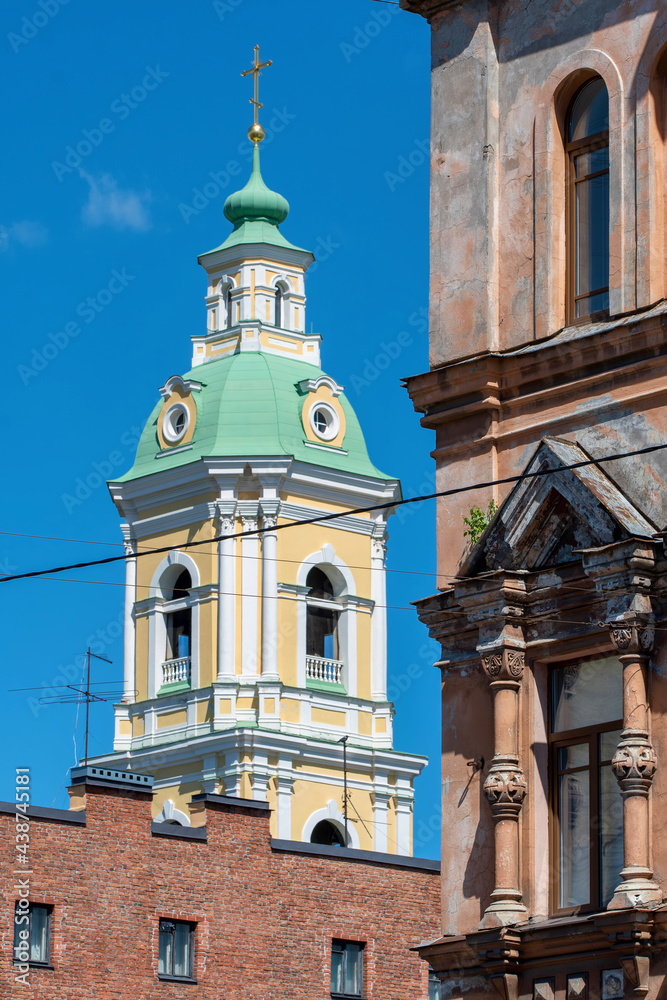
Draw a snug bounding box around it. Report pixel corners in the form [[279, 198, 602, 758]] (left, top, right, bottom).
[[402, 1, 667, 998]]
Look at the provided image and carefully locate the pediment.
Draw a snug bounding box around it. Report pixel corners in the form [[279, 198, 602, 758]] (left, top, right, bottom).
[[463, 437, 656, 576]]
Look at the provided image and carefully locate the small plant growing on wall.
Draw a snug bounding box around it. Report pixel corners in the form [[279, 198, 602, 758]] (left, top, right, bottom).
[[463, 499, 498, 545]]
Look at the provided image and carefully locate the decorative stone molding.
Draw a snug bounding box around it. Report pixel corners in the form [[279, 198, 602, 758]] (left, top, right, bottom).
[[609, 622, 655, 656], [483, 764, 527, 816], [567, 976, 588, 1000], [534, 980, 555, 1000], [482, 649, 524, 682], [612, 739, 657, 796]]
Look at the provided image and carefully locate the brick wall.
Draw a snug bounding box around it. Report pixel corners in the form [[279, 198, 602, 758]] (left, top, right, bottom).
[[0, 779, 440, 999]]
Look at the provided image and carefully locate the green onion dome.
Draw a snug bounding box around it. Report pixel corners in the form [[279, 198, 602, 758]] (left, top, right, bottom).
[[224, 145, 289, 227]]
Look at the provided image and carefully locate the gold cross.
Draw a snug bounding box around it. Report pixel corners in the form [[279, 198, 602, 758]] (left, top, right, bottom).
[[241, 45, 273, 127]]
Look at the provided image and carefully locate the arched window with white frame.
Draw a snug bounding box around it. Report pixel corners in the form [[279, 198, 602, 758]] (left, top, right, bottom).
[[148, 556, 200, 696]]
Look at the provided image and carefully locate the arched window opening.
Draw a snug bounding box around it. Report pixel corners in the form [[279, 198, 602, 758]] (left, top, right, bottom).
[[306, 567, 339, 664], [166, 569, 191, 602], [310, 820, 345, 846], [163, 568, 192, 686], [566, 77, 609, 322], [274, 286, 283, 327], [225, 286, 233, 328]]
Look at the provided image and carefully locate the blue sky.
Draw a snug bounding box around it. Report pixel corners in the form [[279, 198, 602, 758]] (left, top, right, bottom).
[[1, 0, 440, 857]]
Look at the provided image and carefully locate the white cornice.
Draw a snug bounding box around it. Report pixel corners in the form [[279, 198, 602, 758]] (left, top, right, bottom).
[[198, 242, 315, 273]]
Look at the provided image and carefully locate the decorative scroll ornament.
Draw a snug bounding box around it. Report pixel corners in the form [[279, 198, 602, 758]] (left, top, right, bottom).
[[240, 515, 258, 532], [123, 539, 136, 557], [612, 737, 657, 795], [483, 764, 527, 814], [481, 649, 525, 682]]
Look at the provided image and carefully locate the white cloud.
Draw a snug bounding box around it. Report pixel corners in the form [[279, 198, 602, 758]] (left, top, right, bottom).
[[80, 171, 152, 232], [0, 220, 48, 251]]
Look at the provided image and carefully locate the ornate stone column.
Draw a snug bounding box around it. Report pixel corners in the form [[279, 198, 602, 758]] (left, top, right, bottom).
[[607, 619, 661, 908], [216, 504, 237, 681], [479, 647, 528, 928], [121, 534, 137, 703]]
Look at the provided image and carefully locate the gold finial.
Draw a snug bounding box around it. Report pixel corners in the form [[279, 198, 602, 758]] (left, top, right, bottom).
[[241, 44, 273, 144]]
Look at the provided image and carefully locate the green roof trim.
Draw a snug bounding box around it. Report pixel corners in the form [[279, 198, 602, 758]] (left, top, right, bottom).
[[116, 351, 394, 484]]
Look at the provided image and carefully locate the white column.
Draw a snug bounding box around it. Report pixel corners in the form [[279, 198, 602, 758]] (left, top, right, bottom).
[[122, 535, 137, 703], [260, 503, 280, 678], [395, 778, 412, 856], [372, 791, 390, 853], [240, 509, 259, 677], [276, 757, 293, 839], [370, 530, 388, 700], [217, 505, 237, 680]]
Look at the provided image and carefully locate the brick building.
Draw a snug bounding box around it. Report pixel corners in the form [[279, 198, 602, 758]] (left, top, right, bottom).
[[401, 0, 667, 999], [1, 767, 440, 998]]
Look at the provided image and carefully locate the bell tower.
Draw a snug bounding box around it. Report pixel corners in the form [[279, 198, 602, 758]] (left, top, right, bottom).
[[92, 49, 427, 855]]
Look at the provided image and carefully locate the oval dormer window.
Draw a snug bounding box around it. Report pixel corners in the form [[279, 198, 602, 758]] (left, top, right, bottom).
[[309, 402, 339, 442], [163, 403, 189, 444]]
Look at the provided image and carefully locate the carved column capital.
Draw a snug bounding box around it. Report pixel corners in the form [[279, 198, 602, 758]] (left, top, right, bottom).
[[612, 738, 657, 796], [123, 538, 136, 557], [481, 648, 525, 683], [608, 621, 654, 656]]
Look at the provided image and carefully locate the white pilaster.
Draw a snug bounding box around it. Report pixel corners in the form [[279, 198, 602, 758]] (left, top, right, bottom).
[[276, 757, 293, 839], [122, 533, 137, 703], [260, 501, 280, 679], [370, 528, 388, 700], [217, 503, 237, 680], [240, 506, 259, 678], [395, 778, 412, 856], [372, 791, 390, 853]]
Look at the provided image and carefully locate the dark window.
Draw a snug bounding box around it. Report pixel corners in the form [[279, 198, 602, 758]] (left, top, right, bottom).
[[13, 903, 51, 967], [166, 608, 191, 660], [549, 656, 623, 912], [311, 820, 345, 846], [225, 287, 233, 328], [165, 570, 192, 662], [428, 967, 441, 1000], [306, 567, 339, 660], [566, 77, 610, 322], [331, 940, 363, 997], [158, 919, 195, 981], [275, 286, 282, 327]]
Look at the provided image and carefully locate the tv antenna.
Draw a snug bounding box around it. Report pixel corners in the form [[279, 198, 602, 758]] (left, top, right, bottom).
[[9, 647, 120, 765]]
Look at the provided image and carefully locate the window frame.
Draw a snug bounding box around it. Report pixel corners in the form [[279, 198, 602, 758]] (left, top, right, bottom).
[[330, 939, 364, 999], [565, 80, 610, 326], [547, 660, 623, 915], [157, 918, 196, 983], [13, 903, 52, 968]]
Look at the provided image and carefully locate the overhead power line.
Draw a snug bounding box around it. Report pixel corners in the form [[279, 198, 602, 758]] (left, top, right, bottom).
[[2, 440, 667, 585]]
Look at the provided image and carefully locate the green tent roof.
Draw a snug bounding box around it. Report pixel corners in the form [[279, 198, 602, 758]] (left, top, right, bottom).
[[117, 351, 393, 483]]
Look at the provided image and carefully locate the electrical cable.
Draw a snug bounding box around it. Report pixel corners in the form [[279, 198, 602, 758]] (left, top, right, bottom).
[[3, 440, 667, 585]]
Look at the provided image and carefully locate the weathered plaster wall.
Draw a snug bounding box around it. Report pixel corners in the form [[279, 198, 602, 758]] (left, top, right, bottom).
[[426, 0, 667, 366]]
